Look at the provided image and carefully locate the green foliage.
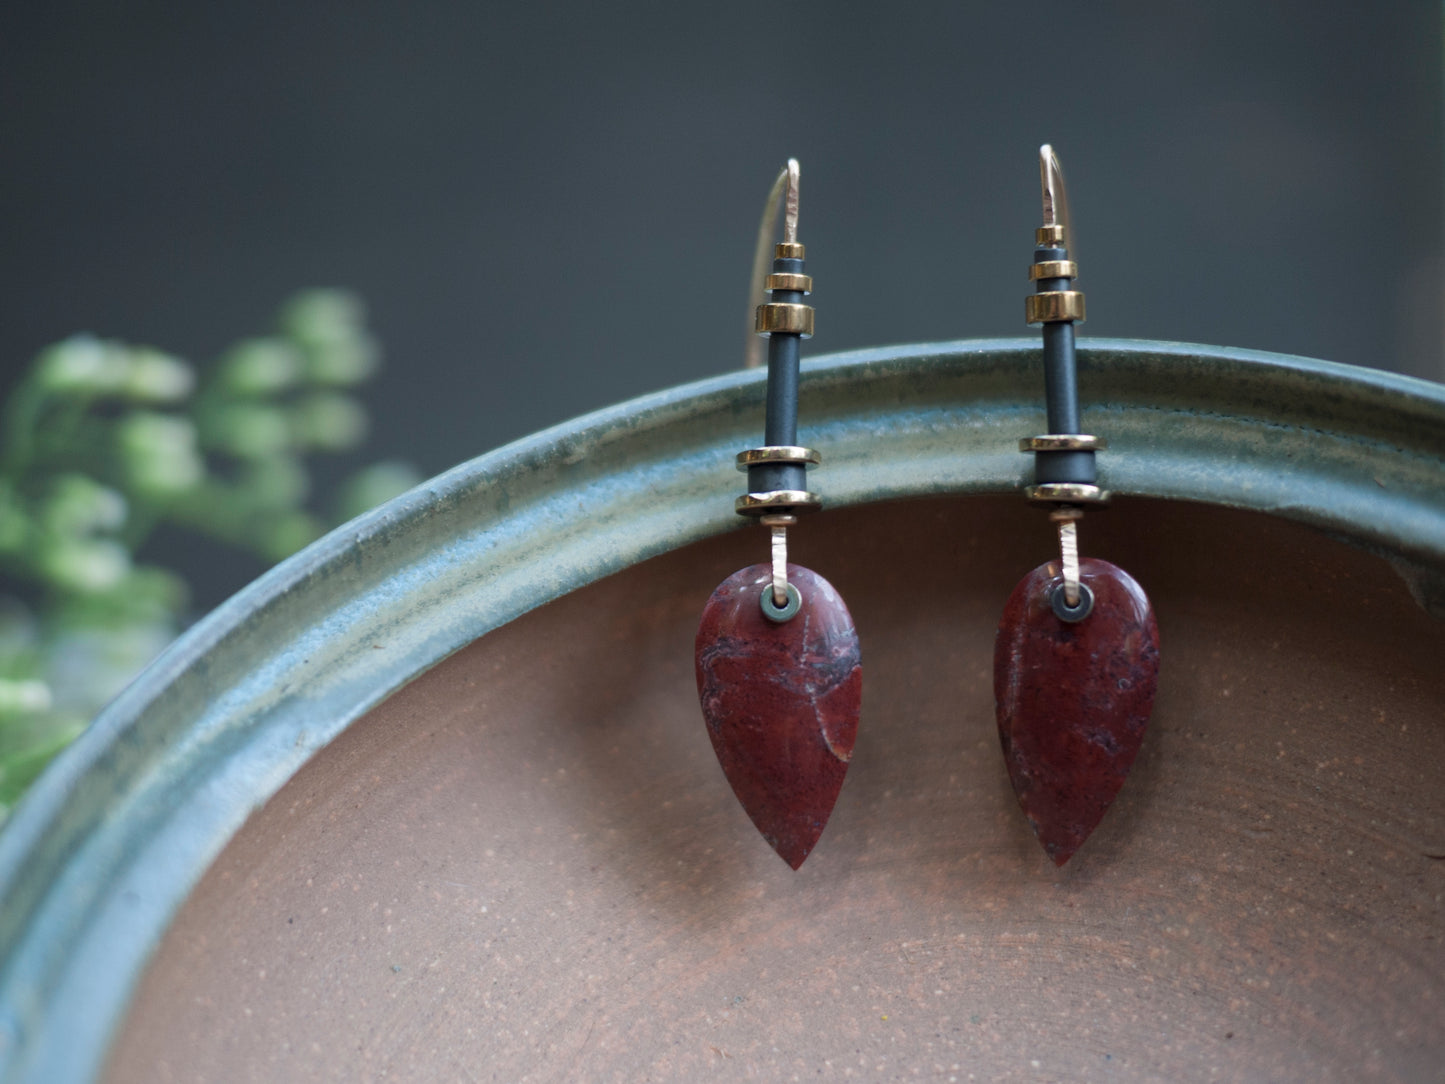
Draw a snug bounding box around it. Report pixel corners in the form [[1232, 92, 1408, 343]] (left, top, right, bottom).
[[0, 291, 421, 822]]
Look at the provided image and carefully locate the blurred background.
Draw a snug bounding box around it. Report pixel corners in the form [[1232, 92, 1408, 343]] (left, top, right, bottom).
[[0, 3, 1440, 803], [6, 3, 1442, 519]]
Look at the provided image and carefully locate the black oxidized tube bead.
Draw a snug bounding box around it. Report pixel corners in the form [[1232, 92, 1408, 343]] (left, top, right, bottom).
[[736, 238, 819, 518], [1031, 243, 1095, 487], [749, 253, 807, 496]]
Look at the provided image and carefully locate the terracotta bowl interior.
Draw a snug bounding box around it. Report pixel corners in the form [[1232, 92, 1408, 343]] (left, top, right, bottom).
[[106, 496, 1445, 1081]]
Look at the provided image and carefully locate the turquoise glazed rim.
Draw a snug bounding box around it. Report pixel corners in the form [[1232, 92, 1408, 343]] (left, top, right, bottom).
[[1, 338, 1443, 1082]]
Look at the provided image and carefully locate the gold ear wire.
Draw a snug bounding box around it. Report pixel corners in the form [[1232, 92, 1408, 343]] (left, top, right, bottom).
[[697, 155, 857, 870], [1036, 143, 1074, 255], [744, 158, 801, 370]]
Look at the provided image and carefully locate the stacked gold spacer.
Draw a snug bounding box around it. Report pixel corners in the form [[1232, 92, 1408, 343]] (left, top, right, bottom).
[[1020, 439, 1111, 504], [755, 242, 815, 337], [1026, 232, 1085, 325], [735, 445, 822, 515]]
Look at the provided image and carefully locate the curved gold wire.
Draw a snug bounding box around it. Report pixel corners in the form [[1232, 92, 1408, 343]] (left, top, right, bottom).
[[744, 158, 801, 370], [1039, 143, 1074, 257]]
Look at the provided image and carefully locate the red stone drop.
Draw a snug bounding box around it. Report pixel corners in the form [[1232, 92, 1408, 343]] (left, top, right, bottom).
[[696, 564, 862, 869], [994, 557, 1159, 865]]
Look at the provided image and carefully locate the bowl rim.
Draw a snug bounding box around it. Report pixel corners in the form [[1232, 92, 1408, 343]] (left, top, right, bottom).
[[2, 336, 1443, 1082]]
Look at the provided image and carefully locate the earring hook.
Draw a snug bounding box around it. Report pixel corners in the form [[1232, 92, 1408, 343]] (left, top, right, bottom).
[[744, 159, 801, 369], [1039, 143, 1073, 255]]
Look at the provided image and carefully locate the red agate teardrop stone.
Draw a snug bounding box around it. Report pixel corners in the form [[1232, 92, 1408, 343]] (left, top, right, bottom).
[[994, 557, 1159, 866], [696, 563, 861, 869]]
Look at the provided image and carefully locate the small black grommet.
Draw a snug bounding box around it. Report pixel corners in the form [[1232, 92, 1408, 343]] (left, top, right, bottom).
[[760, 582, 802, 623], [1050, 581, 1094, 623]]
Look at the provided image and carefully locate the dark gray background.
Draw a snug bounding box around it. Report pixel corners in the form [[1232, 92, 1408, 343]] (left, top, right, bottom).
[[3, 2, 1440, 599]]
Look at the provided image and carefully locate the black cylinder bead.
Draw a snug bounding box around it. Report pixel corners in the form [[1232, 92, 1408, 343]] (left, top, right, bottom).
[[749, 254, 808, 495], [1033, 245, 1095, 486]]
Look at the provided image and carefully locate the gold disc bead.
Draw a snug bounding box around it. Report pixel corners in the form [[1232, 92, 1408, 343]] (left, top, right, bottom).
[[1025, 290, 1086, 325], [735, 446, 821, 470], [1027, 260, 1078, 281], [1018, 435, 1107, 453], [755, 302, 815, 337], [736, 490, 823, 515], [764, 272, 813, 293], [1025, 482, 1110, 504]]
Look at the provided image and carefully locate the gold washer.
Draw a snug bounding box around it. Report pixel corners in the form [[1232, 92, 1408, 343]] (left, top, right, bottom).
[[735, 446, 821, 470], [1025, 483, 1110, 504], [755, 302, 815, 336], [1019, 435, 1107, 453], [1025, 291, 1086, 324], [736, 490, 823, 515], [1028, 260, 1078, 281], [765, 272, 813, 293]]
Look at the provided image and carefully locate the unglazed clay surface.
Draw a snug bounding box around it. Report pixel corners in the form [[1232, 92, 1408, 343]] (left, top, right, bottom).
[[995, 558, 1159, 865], [696, 563, 861, 868], [105, 499, 1445, 1084]]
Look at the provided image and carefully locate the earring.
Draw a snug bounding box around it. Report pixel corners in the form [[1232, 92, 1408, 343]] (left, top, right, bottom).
[[695, 159, 861, 870], [994, 145, 1160, 866]]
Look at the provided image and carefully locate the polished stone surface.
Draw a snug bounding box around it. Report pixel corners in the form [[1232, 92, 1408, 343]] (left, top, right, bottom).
[[696, 563, 861, 868], [995, 558, 1160, 865]]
